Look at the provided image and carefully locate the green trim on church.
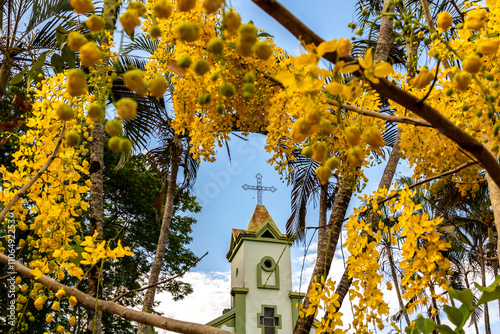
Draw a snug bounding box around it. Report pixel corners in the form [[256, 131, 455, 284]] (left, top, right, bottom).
[[257, 256, 280, 290]]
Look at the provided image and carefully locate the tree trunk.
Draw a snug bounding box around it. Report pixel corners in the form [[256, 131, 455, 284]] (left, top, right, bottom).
[[0, 56, 12, 97], [464, 273, 480, 334], [387, 242, 410, 326], [485, 172, 500, 268], [86, 3, 119, 332], [479, 235, 492, 334], [293, 181, 353, 334], [87, 121, 104, 334], [138, 135, 182, 334]]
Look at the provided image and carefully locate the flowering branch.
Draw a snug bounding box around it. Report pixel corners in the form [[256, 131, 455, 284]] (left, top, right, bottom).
[[112, 252, 208, 302], [0, 253, 231, 334], [0, 123, 66, 222]]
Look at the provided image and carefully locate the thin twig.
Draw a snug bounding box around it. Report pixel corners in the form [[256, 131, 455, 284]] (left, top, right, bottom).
[[418, 60, 441, 104], [0, 273, 15, 280], [112, 252, 208, 303], [306, 160, 478, 230], [75, 220, 131, 289], [328, 99, 432, 127], [0, 124, 66, 222], [378, 160, 478, 206]]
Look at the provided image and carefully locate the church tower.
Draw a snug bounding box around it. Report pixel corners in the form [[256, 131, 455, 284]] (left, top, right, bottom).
[[207, 205, 309, 333]]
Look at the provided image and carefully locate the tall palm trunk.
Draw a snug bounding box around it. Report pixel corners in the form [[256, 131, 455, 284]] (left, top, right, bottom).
[[86, 3, 118, 333], [478, 234, 492, 334], [294, 181, 354, 334], [387, 241, 410, 325], [138, 135, 182, 334], [87, 121, 104, 334], [464, 272, 480, 334]]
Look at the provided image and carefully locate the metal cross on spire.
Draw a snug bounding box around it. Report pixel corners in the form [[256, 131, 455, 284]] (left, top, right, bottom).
[[242, 173, 277, 205]]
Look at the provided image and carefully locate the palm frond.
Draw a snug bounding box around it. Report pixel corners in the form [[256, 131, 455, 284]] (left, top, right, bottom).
[[122, 33, 160, 55], [26, 0, 73, 31]]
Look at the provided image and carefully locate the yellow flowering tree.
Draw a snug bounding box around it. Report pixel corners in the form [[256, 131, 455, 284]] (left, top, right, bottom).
[[2, 0, 500, 334]]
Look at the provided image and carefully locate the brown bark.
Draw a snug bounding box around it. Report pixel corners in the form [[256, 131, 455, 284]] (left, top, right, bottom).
[[387, 242, 410, 326], [486, 172, 500, 268], [0, 57, 12, 97], [294, 182, 353, 334], [0, 253, 231, 334], [87, 121, 104, 334], [138, 135, 182, 334], [479, 237, 492, 334]]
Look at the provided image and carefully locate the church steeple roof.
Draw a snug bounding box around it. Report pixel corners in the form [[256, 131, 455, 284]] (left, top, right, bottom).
[[227, 205, 291, 261], [246, 205, 281, 233]]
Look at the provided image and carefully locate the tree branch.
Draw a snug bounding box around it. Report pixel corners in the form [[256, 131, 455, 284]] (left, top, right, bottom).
[[112, 252, 208, 303], [327, 99, 432, 127], [0, 254, 231, 334], [0, 124, 66, 222]]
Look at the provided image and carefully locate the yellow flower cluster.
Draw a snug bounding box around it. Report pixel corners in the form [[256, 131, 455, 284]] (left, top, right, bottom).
[[299, 276, 347, 334], [343, 186, 452, 331]]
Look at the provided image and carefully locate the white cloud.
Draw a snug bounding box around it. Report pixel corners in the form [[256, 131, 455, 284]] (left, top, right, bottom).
[[155, 271, 231, 333]]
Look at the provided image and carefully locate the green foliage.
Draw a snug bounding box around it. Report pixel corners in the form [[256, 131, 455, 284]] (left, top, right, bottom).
[[405, 275, 500, 334]]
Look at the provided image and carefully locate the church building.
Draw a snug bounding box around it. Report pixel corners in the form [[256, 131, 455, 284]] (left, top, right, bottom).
[[207, 205, 316, 333]]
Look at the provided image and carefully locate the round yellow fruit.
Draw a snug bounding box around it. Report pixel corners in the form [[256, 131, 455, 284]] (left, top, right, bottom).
[[149, 24, 162, 38], [123, 69, 147, 96], [177, 0, 196, 12], [65, 131, 81, 147], [253, 41, 272, 60], [79, 42, 102, 67], [315, 166, 332, 185], [70, 0, 94, 14], [312, 142, 327, 163], [120, 138, 133, 154], [463, 54, 482, 74], [128, 2, 146, 17], [148, 77, 168, 98], [105, 120, 123, 137], [207, 38, 224, 55], [224, 12, 241, 32], [86, 15, 105, 32], [119, 9, 140, 34], [219, 82, 236, 97], [116, 98, 138, 121], [56, 103, 75, 121], [67, 32, 88, 52], [86, 104, 104, 121], [108, 136, 122, 153], [193, 59, 210, 76], [203, 0, 223, 14], [176, 23, 200, 42], [153, 0, 172, 19], [325, 157, 340, 171]]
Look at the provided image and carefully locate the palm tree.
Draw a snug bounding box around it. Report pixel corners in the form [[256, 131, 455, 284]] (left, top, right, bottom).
[[0, 0, 77, 96]]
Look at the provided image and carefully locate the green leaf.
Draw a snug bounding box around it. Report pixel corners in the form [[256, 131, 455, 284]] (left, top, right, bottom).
[[443, 305, 463, 328], [10, 72, 25, 86], [56, 27, 66, 45], [476, 288, 500, 306], [66, 239, 84, 266], [414, 318, 436, 334], [449, 287, 474, 309], [258, 32, 274, 38], [62, 45, 76, 68], [433, 324, 455, 334], [458, 304, 471, 324], [475, 275, 500, 293], [404, 326, 422, 334], [51, 54, 65, 73]]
